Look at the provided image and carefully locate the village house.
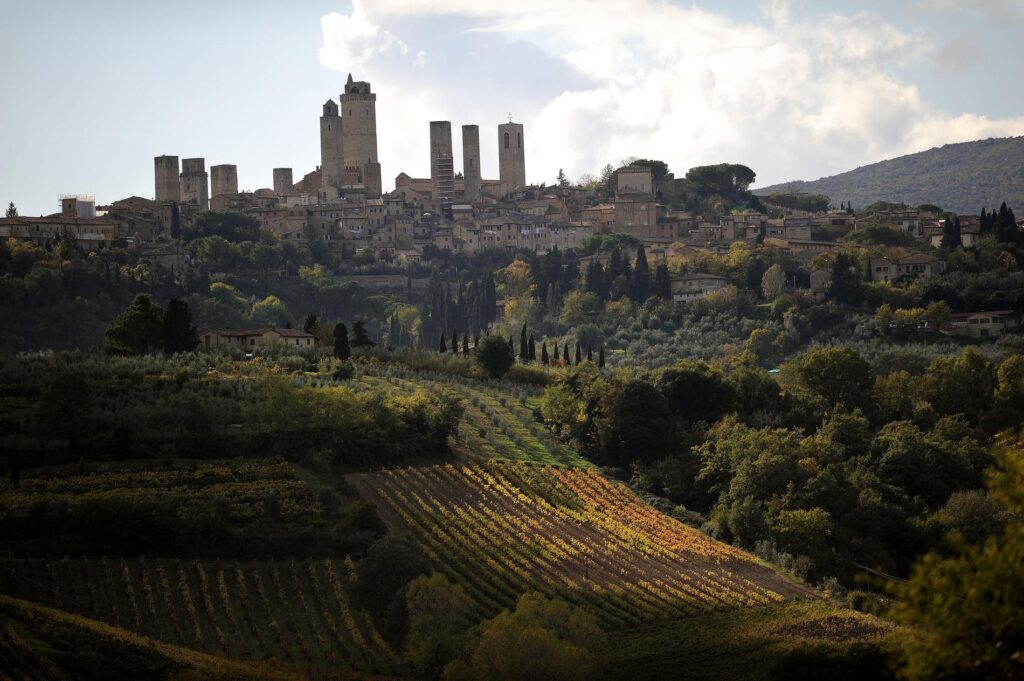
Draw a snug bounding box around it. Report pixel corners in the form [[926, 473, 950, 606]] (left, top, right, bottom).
[[200, 327, 316, 350], [949, 310, 1020, 338], [870, 253, 946, 281], [670, 273, 731, 303]]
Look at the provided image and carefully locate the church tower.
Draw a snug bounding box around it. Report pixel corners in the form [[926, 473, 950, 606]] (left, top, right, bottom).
[[498, 120, 525, 196], [340, 74, 380, 197], [320, 99, 343, 190]]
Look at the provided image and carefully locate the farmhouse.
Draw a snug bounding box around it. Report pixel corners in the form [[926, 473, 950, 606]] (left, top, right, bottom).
[[200, 327, 316, 350]]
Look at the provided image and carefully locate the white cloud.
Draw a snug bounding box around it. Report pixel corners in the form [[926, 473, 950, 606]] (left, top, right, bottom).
[[318, 0, 1024, 187]]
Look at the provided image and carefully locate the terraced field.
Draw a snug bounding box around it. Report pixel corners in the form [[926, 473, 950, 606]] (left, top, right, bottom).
[[348, 460, 813, 629], [349, 367, 587, 467], [0, 557, 396, 674]]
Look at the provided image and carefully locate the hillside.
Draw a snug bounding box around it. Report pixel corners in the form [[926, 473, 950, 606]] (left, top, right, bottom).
[[348, 460, 814, 627], [756, 136, 1024, 213]]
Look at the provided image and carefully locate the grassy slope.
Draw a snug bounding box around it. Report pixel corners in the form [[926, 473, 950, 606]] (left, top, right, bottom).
[[756, 135, 1024, 213], [601, 600, 897, 681]]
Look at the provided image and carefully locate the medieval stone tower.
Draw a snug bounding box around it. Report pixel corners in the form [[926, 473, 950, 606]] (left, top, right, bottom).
[[462, 124, 481, 203], [498, 121, 525, 196], [210, 164, 238, 198], [179, 158, 209, 210], [154, 155, 180, 202], [430, 121, 454, 212], [273, 168, 293, 195], [320, 99, 343, 190], [340, 74, 380, 197]]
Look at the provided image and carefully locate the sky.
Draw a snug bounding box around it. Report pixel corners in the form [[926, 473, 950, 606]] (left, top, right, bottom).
[[2, 0, 1023, 216]]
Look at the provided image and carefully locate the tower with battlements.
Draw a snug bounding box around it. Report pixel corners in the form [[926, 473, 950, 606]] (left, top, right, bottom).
[[340, 74, 380, 197], [498, 121, 525, 196]]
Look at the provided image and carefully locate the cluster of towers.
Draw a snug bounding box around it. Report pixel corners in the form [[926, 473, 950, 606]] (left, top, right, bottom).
[[154, 74, 527, 209], [428, 120, 526, 212], [155, 156, 229, 209], [320, 74, 382, 198]]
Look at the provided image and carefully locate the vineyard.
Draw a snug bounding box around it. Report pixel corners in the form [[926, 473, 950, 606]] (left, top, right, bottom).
[[347, 365, 587, 467], [348, 460, 813, 628], [0, 557, 396, 675], [0, 457, 325, 522]]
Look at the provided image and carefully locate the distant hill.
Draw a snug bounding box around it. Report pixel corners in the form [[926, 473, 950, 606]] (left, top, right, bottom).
[[756, 136, 1024, 214]]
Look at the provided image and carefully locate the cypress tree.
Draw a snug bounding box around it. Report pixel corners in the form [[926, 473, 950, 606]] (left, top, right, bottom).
[[598, 346, 605, 368], [575, 342, 582, 365], [451, 330, 458, 354], [631, 244, 650, 302], [439, 333, 447, 353], [333, 323, 351, 360], [541, 341, 549, 365], [162, 298, 198, 354], [519, 323, 528, 360], [587, 344, 593, 362], [528, 334, 536, 361], [553, 343, 560, 362], [654, 263, 672, 300], [563, 343, 570, 365], [463, 334, 469, 355]]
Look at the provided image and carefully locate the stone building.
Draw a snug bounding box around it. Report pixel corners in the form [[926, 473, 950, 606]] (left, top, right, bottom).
[[462, 124, 481, 202], [498, 121, 525, 196], [210, 164, 238, 198], [154, 155, 180, 202], [179, 158, 209, 210], [614, 165, 656, 237]]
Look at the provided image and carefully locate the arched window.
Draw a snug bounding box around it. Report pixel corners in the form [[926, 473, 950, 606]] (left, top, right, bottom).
[[504, 132, 510, 149]]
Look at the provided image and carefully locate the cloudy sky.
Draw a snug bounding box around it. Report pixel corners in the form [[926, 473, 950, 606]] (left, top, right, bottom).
[[3, 0, 1023, 215]]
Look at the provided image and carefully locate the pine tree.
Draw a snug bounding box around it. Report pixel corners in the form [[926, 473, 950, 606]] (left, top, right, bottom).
[[333, 323, 351, 360], [541, 341, 549, 365], [598, 346, 605, 368], [575, 342, 582, 365], [162, 298, 198, 354], [5, 202, 18, 218], [439, 333, 447, 353], [351, 320, 375, 349]]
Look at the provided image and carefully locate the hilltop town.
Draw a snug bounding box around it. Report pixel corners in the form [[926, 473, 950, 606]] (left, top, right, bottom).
[[2, 70, 1024, 681]]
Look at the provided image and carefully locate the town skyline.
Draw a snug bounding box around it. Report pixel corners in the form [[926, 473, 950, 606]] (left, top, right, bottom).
[[4, 0, 1024, 216]]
